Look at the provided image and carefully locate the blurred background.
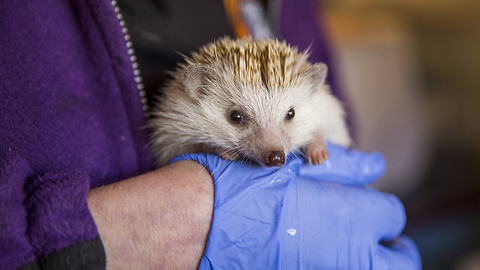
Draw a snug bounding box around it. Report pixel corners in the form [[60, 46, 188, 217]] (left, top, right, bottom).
[[320, 0, 480, 269], [118, 0, 480, 268]]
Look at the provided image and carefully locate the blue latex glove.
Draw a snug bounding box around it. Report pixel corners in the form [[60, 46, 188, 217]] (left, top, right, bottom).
[[170, 143, 421, 269]]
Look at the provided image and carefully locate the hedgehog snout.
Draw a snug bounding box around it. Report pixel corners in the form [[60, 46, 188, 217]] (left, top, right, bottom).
[[264, 150, 286, 167]]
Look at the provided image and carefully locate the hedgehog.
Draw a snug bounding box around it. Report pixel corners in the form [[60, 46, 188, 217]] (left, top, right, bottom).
[[149, 37, 351, 168]]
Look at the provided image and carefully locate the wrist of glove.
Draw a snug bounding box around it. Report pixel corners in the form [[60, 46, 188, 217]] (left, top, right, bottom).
[[170, 143, 421, 270]]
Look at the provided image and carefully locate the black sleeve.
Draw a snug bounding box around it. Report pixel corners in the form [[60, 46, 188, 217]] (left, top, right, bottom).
[[17, 237, 105, 270]]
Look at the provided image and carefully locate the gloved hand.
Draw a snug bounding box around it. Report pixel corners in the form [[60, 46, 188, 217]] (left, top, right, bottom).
[[170, 143, 421, 269]]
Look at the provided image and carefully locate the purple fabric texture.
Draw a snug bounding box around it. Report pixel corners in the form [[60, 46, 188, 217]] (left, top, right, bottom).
[[279, 0, 341, 97], [0, 0, 153, 188], [1, 0, 153, 269], [0, 152, 99, 269], [0, 153, 35, 270], [279, 0, 355, 133], [24, 170, 98, 259]]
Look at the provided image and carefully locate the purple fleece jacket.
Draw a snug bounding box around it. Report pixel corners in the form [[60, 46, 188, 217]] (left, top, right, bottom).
[[0, 0, 346, 269], [0, 0, 153, 269]]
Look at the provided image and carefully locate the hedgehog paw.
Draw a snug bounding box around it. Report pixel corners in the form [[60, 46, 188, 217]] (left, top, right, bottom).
[[305, 143, 329, 165]]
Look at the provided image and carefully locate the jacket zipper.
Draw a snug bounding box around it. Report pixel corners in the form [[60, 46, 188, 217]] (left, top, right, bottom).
[[110, 0, 149, 114]]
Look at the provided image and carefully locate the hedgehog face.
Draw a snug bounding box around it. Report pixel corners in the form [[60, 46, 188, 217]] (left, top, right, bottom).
[[192, 75, 325, 167]]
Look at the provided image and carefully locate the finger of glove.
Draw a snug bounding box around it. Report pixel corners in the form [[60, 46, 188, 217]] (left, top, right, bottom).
[[297, 182, 406, 242], [298, 143, 386, 186], [374, 235, 422, 270], [362, 190, 406, 242]]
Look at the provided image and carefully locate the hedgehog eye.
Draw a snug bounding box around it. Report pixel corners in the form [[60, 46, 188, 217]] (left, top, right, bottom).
[[285, 108, 295, 121], [230, 110, 244, 124]]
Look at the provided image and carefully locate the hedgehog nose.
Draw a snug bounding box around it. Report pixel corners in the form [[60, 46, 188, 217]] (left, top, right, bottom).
[[265, 151, 286, 167]]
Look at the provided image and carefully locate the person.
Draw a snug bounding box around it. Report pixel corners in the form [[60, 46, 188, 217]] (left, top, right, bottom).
[[0, 0, 421, 269]]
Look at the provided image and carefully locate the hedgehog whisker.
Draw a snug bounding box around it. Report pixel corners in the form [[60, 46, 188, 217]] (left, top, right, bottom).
[[297, 150, 307, 160], [291, 151, 301, 162], [231, 145, 244, 159], [210, 147, 242, 175], [197, 165, 207, 177]]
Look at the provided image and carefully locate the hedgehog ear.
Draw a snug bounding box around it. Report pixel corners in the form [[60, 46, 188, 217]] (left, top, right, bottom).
[[304, 63, 328, 88], [183, 64, 219, 100]]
